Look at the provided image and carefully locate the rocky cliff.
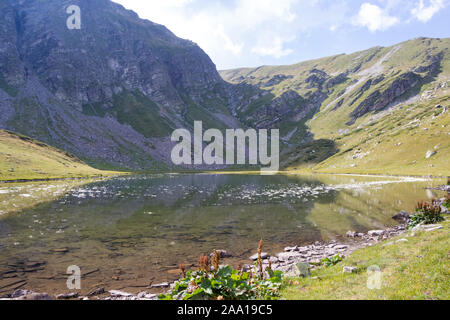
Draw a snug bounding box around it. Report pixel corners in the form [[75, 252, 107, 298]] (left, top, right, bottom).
[[0, 0, 236, 169]]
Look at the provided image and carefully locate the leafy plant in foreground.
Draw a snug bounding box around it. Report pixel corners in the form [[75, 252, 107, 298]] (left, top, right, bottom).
[[320, 254, 343, 267], [442, 195, 450, 210], [407, 199, 444, 229], [159, 242, 283, 300]]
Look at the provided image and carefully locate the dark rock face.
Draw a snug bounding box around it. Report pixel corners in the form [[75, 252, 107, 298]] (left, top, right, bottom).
[[11, 0, 223, 112], [264, 74, 293, 87], [348, 71, 422, 124], [0, 0, 233, 169]]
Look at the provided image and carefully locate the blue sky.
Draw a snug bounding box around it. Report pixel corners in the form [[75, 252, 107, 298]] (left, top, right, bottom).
[[112, 0, 450, 70]]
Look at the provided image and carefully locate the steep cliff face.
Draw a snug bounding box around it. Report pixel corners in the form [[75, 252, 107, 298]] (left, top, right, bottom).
[[0, 0, 235, 169]]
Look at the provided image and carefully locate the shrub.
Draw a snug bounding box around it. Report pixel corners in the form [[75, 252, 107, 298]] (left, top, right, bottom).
[[159, 242, 283, 300], [407, 200, 444, 229]]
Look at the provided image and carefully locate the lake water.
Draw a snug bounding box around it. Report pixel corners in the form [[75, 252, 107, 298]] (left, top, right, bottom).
[[0, 173, 446, 296]]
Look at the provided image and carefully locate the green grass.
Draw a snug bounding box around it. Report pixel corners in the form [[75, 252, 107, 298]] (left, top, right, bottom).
[[0, 129, 122, 181], [221, 38, 450, 177], [281, 220, 450, 300], [306, 96, 450, 177]]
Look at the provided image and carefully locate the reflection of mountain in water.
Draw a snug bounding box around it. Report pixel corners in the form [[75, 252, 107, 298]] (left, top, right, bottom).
[[0, 174, 445, 296]]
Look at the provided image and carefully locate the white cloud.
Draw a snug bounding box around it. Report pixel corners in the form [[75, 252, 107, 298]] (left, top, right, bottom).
[[215, 25, 243, 56], [411, 0, 446, 22], [354, 3, 399, 32], [112, 0, 300, 67], [251, 36, 294, 58]]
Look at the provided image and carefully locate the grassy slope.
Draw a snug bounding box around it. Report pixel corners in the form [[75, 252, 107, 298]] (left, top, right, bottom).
[[220, 38, 450, 177], [0, 130, 120, 181], [307, 96, 450, 177], [281, 220, 449, 300]]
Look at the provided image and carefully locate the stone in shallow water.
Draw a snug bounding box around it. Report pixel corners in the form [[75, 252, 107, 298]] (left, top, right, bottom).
[[209, 250, 232, 258], [109, 290, 134, 297], [150, 282, 170, 289], [249, 252, 269, 261]]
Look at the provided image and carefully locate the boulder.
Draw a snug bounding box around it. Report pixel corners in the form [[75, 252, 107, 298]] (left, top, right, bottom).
[[425, 150, 436, 159], [346, 231, 357, 237], [88, 287, 105, 296], [108, 290, 134, 297], [249, 252, 269, 261], [276, 252, 303, 262], [149, 282, 170, 289], [14, 292, 53, 300], [343, 266, 357, 273], [210, 250, 232, 258], [56, 292, 79, 299], [368, 230, 384, 236], [279, 263, 311, 278], [392, 211, 410, 222]]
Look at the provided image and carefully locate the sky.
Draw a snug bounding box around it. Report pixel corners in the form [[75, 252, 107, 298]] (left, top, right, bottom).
[[111, 0, 450, 70]]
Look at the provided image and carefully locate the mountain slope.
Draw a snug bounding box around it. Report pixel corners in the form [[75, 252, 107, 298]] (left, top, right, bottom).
[[221, 38, 450, 176], [0, 0, 237, 170], [0, 0, 448, 175], [0, 129, 112, 181]]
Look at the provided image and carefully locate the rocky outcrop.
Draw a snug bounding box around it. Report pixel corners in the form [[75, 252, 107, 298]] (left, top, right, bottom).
[[348, 71, 422, 124], [264, 74, 293, 87]]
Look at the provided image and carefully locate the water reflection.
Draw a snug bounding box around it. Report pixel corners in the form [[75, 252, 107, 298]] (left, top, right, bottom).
[[0, 173, 445, 295]]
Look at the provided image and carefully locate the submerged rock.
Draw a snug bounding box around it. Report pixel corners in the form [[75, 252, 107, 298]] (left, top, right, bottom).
[[149, 282, 170, 289], [249, 252, 269, 261]]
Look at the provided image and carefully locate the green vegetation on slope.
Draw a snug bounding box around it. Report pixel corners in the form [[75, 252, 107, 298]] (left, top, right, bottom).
[[221, 38, 450, 176], [0, 130, 119, 181], [281, 219, 449, 300], [307, 96, 450, 176]]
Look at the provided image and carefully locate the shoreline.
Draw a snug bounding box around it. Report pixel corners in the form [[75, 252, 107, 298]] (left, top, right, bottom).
[[0, 173, 128, 184]]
